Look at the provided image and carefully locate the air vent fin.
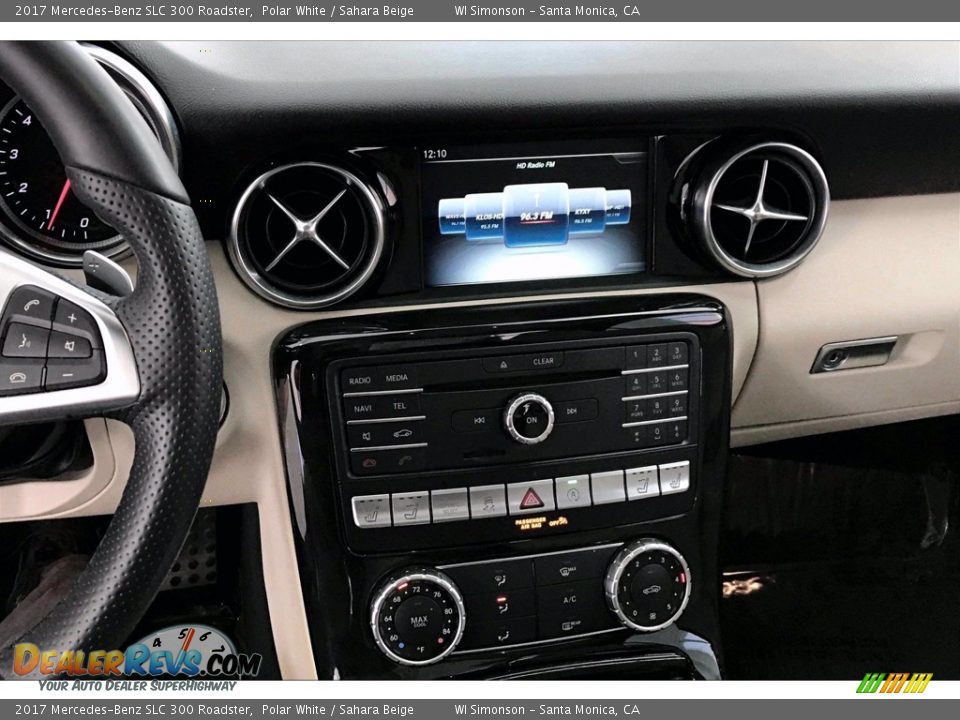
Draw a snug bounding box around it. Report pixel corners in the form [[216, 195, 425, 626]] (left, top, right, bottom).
[[691, 141, 830, 278], [228, 162, 385, 309]]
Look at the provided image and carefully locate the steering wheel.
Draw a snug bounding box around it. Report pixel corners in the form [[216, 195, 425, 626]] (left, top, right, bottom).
[[0, 42, 222, 676]]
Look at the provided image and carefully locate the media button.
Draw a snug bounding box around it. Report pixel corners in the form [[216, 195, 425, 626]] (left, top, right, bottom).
[[555, 475, 591, 509], [376, 365, 419, 391]]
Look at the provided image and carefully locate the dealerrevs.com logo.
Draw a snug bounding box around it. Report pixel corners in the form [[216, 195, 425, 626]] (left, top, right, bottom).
[[857, 673, 933, 694], [12, 624, 262, 678]]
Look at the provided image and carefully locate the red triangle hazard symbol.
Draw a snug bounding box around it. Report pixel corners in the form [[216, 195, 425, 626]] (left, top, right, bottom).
[[520, 487, 544, 510]]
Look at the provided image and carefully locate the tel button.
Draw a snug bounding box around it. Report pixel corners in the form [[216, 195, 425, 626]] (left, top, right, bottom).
[[0, 358, 44, 395], [3, 286, 55, 325]]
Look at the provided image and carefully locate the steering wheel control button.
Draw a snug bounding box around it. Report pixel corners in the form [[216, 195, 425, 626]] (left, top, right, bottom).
[[555, 475, 591, 509], [47, 330, 93, 359], [659, 461, 691, 495], [370, 569, 465, 666], [605, 539, 692, 632], [468, 484, 508, 518], [3, 286, 56, 326], [430, 488, 470, 523], [0, 358, 44, 395], [44, 355, 106, 391], [392, 491, 431, 526], [590, 470, 626, 505], [352, 494, 392, 529], [53, 299, 102, 347], [2, 322, 49, 358], [507, 479, 555, 515], [626, 466, 661, 501], [503, 392, 555, 444]]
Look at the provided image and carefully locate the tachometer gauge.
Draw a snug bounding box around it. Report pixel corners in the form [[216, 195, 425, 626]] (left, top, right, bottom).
[[0, 97, 120, 260]]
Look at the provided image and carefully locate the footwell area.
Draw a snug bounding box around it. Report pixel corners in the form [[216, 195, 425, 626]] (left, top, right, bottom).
[[719, 416, 960, 680]]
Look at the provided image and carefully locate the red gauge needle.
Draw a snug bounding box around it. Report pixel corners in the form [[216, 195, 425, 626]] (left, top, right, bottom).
[[47, 178, 71, 230]]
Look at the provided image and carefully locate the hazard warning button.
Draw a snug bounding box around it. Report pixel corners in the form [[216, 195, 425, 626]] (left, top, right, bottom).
[[507, 479, 556, 515]]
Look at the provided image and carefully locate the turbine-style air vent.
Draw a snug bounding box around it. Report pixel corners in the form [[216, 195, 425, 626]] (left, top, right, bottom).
[[687, 141, 829, 278], [228, 162, 385, 309]]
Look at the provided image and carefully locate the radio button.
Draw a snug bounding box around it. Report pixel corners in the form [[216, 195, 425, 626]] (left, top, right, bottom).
[[351, 494, 392, 529], [452, 408, 498, 433], [469, 484, 508, 519], [430, 488, 470, 523], [625, 466, 660, 501], [341, 367, 378, 393], [348, 420, 424, 448], [590, 470, 626, 505], [392, 492, 431, 526], [507, 479, 556, 515], [555, 475, 591, 509], [659, 461, 691, 495], [554, 398, 599, 424], [535, 547, 611, 585], [445, 558, 534, 595]]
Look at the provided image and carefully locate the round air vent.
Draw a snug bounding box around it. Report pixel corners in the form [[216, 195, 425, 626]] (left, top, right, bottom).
[[681, 141, 829, 278], [228, 162, 386, 309]]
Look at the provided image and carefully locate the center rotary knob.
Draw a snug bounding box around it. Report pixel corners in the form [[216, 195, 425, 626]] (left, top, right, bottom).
[[503, 392, 555, 445]]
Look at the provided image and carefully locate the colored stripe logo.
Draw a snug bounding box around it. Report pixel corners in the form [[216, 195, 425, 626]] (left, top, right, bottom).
[[857, 672, 933, 694]]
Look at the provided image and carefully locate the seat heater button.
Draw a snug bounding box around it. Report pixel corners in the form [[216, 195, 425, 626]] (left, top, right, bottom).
[[469, 484, 508, 518], [0, 358, 44, 395], [555, 475, 591, 509], [625, 466, 660, 500], [590, 470, 626, 505], [3, 286, 56, 326], [47, 331, 93, 359], [507, 479, 555, 515], [44, 354, 105, 391], [659, 461, 691, 495], [430, 488, 470, 523], [391, 491, 431, 526], [351, 494, 392, 528], [2, 322, 49, 358]]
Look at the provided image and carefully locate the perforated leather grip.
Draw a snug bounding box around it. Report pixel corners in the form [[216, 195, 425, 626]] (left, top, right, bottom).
[[0, 169, 222, 677]]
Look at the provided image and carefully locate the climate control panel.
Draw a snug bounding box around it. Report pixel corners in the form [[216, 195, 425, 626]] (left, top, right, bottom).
[[369, 540, 691, 665]]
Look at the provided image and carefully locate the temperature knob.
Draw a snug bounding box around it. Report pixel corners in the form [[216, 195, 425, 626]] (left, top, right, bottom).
[[604, 539, 691, 632], [503, 392, 555, 445], [370, 568, 465, 666]]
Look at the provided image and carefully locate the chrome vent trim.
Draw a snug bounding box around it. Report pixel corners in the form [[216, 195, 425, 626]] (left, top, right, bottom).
[[227, 162, 386, 310], [701, 142, 829, 279]]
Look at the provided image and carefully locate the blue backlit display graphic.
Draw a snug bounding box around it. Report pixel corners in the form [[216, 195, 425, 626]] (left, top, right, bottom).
[[422, 143, 647, 287]]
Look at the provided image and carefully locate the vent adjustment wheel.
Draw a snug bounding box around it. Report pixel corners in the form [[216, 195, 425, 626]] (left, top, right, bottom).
[[228, 162, 386, 309]]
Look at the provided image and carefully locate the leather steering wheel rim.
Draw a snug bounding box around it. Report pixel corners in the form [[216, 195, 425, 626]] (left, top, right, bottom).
[[0, 41, 222, 677]]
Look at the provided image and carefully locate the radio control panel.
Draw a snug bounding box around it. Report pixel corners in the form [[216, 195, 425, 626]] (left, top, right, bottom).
[[327, 332, 701, 552]]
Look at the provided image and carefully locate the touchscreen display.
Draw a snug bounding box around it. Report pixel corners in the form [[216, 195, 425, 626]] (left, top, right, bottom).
[[421, 141, 648, 287]]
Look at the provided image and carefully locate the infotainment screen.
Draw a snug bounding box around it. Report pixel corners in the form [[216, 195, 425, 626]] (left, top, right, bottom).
[[420, 141, 648, 287]]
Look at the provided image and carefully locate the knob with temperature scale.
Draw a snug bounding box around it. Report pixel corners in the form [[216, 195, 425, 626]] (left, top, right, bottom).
[[604, 539, 692, 632], [370, 568, 466, 666]]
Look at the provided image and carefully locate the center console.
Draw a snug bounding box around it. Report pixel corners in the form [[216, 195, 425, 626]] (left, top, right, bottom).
[[276, 295, 731, 679]]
